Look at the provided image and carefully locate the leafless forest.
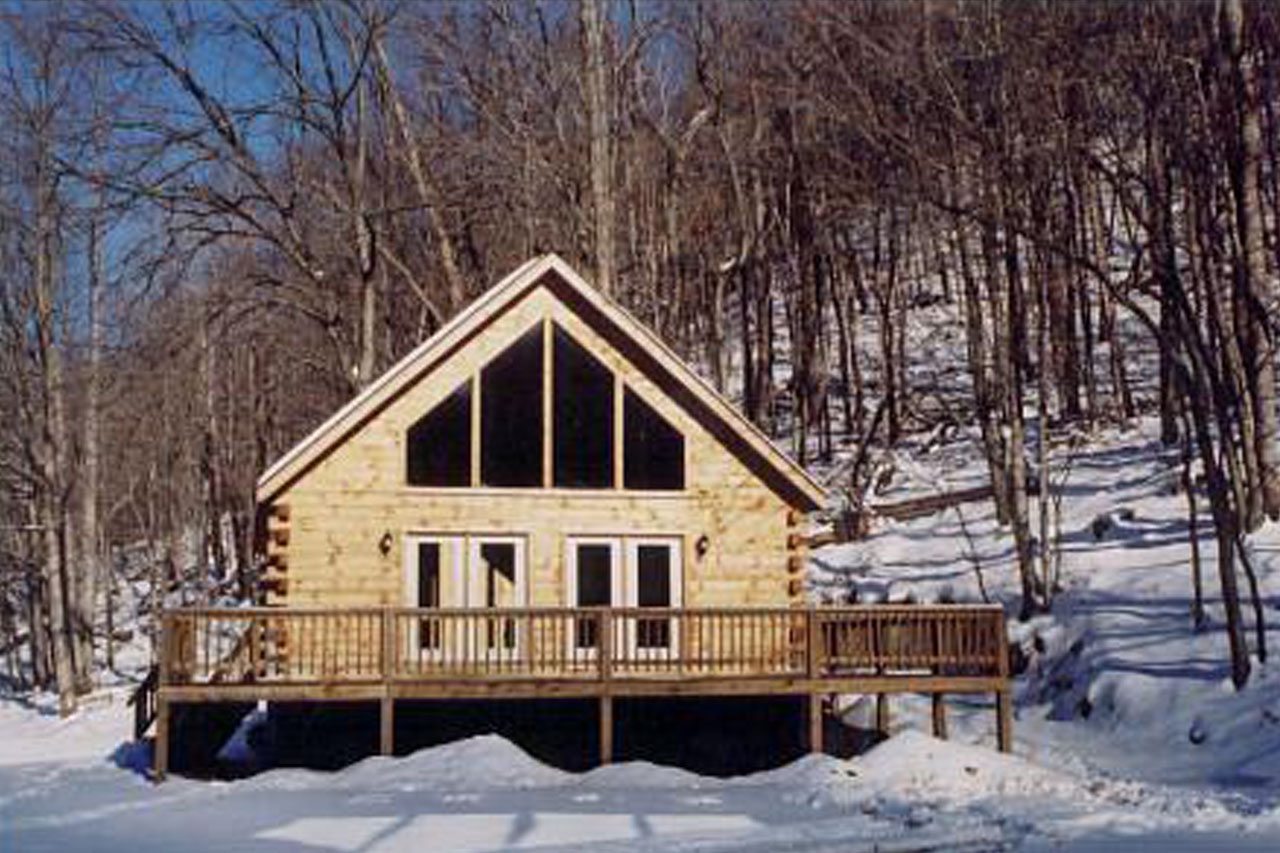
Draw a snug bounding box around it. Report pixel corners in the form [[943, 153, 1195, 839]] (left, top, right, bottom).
[[1, 0, 1277, 714]]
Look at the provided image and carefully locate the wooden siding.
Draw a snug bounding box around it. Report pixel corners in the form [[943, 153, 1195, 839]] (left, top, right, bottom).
[[271, 287, 794, 612]]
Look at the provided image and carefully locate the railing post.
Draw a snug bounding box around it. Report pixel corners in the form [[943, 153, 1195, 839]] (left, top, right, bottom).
[[599, 610, 612, 683], [153, 610, 172, 783], [381, 607, 394, 681], [806, 609, 824, 755], [598, 609, 614, 765], [248, 615, 261, 681], [158, 612, 174, 687], [806, 608, 822, 678], [995, 608, 1013, 753]]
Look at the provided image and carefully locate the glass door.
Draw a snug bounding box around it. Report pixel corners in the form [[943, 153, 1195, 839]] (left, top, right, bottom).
[[466, 536, 527, 660], [625, 538, 682, 659], [566, 537, 621, 658], [403, 536, 464, 661]]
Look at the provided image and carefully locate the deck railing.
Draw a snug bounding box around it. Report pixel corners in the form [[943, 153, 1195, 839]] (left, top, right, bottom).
[[159, 605, 1007, 688]]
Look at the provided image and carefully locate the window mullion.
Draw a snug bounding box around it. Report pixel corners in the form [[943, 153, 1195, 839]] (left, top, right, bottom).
[[543, 318, 553, 488], [613, 377, 623, 490], [469, 374, 480, 487]]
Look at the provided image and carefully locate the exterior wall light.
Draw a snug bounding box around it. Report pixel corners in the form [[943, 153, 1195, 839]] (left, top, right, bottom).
[[378, 531, 394, 557]]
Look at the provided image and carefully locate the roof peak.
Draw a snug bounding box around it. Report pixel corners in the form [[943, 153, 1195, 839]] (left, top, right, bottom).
[[255, 255, 826, 510]]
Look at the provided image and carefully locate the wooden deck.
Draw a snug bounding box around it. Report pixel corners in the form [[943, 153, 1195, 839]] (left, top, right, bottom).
[[145, 604, 1012, 779]]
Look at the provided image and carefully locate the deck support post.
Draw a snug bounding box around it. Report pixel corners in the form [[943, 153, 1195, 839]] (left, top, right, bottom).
[[931, 693, 948, 740], [380, 694, 395, 757], [153, 695, 170, 782], [875, 693, 890, 738], [380, 607, 395, 757], [807, 693, 824, 754], [996, 689, 1012, 753], [599, 695, 613, 765]]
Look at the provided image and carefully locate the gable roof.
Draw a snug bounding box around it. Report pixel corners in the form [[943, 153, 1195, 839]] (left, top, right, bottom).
[[256, 254, 828, 511]]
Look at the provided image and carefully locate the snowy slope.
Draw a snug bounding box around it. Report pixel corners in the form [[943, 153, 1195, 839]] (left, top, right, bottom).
[[811, 415, 1280, 796]]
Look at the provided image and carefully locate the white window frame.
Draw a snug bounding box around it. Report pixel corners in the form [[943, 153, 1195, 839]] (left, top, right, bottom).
[[402, 534, 465, 660], [624, 537, 683, 659]]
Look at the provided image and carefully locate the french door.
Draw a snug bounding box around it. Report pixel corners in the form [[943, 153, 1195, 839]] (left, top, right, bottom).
[[624, 538, 682, 659], [405, 534, 526, 661], [566, 536, 682, 658], [566, 538, 621, 656]]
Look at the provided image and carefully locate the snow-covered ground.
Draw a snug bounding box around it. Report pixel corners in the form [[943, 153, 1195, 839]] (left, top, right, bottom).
[[4, 417, 1280, 851], [3, 699, 1278, 851]]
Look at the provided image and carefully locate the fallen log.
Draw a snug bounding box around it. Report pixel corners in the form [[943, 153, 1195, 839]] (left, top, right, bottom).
[[806, 474, 1041, 547], [870, 484, 995, 521]]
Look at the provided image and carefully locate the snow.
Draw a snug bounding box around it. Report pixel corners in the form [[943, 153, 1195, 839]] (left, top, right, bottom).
[[5, 715, 1278, 850], [4, 417, 1280, 850]]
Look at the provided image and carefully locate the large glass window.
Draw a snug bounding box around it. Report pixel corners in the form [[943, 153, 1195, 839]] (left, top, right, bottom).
[[406, 381, 471, 487], [623, 389, 685, 490], [553, 326, 614, 488], [481, 326, 543, 486], [406, 320, 689, 492]]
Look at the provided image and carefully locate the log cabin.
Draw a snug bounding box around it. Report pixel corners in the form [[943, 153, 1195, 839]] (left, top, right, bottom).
[[139, 255, 1011, 778], [255, 253, 826, 620]]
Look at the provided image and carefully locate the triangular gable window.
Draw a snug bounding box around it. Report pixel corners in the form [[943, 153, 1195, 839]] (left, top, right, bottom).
[[406, 381, 471, 487], [624, 388, 684, 490]]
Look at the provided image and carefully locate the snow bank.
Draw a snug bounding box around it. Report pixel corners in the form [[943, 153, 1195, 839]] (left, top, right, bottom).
[[852, 729, 1079, 803], [0, 689, 135, 768], [336, 734, 574, 792]]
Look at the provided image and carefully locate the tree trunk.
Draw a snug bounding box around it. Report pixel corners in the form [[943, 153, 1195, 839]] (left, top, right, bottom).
[[1221, 0, 1280, 523], [73, 181, 105, 694], [581, 0, 616, 296], [34, 147, 76, 715]]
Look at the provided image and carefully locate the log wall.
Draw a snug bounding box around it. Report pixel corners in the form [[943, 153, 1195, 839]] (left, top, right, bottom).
[[269, 288, 797, 613]]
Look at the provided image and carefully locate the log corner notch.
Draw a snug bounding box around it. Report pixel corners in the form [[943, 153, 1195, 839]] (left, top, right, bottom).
[[786, 507, 808, 603], [261, 503, 291, 606]]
